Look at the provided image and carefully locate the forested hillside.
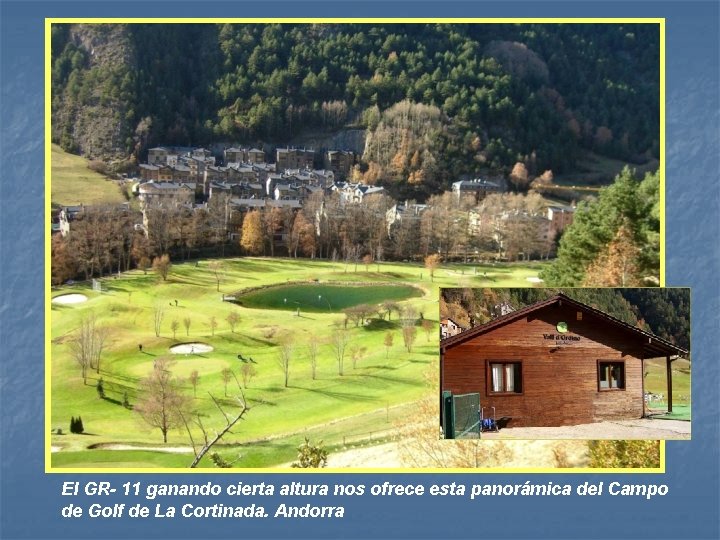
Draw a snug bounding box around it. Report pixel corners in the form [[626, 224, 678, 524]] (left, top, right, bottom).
[[51, 23, 659, 193], [441, 288, 690, 351]]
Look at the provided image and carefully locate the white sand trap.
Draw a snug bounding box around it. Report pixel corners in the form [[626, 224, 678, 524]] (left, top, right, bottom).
[[526, 276, 544, 283], [51, 446, 62, 453], [52, 293, 88, 304], [170, 342, 213, 354]]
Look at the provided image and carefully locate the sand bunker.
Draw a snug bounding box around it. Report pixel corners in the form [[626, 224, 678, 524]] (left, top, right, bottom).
[[526, 277, 544, 283], [170, 342, 213, 354], [52, 293, 88, 304]]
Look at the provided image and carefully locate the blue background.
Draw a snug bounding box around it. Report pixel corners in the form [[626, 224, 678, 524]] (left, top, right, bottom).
[[1, 1, 718, 538]]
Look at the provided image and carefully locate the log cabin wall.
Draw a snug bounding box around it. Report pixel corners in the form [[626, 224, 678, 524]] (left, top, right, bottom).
[[442, 303, 645, 427]]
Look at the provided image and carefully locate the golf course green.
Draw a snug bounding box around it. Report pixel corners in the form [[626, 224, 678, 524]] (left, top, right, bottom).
[[50, 257, 547, 469]]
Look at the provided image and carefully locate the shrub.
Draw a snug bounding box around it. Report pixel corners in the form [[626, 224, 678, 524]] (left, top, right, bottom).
[[210, 453, 233, 468], [291, 437, 328, 468], [588, 440, 660, 468], [87, 160, 109, 176], [70, 416, 85, 434]]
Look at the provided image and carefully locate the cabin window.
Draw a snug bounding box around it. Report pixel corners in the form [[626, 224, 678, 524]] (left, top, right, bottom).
[[598, 361, 625, 390], [489, 362, 522, 394]]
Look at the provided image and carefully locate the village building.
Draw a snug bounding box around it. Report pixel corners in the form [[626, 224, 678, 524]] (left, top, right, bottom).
[[223, 147, 244, 164], [441, 318, 465, 339], [274, 183, 301, 201], [546, 204, 575, 238], [386, 201, 428, 233], [324, 150, 355, 180], [147, 147, 170, 165], [223, 147, 266, 165], [139, 163, 160, 181], [188, 155, 216, 182], [137, 182, 196, 206], [208, 181, 264, 200], [57, 205, 85, 237], [440, 293, 688, 428], [246, 148, 265, 164], [57, 203, 134, 238], [276, 147, 315, 170], [203, 165, 228, 187], [332, 182, 385, 205], [452, 178, 503, 202]]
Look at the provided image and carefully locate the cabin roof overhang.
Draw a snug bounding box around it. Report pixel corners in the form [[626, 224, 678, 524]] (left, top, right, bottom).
[[440, 293, 688, 359]]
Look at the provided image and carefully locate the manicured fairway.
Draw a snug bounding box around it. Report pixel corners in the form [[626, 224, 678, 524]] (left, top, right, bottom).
[[50, 257, 547, 469]]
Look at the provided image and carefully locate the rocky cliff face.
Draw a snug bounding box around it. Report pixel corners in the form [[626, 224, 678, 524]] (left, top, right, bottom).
[[52, 24, 137, 160], [287, 129, 367, 156]]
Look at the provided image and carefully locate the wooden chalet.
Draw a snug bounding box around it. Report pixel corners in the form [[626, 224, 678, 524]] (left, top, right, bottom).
[[440, 293, 688, 428]]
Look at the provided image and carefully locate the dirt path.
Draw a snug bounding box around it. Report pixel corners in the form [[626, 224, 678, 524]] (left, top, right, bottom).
[[482, 419, 690, 440], [322, 439, 589, 469]]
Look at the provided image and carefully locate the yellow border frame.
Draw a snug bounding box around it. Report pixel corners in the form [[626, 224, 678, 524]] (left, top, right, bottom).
[[45, 17, 667, 474]]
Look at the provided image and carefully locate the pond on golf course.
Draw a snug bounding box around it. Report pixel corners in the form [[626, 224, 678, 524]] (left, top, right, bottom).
[[234, 283, 422, 313]]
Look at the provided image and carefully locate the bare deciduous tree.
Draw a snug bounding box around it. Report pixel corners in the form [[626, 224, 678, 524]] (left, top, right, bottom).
[[171, 319, 179, 340], [240, 363, 256, 389], [277, 341, 293, 388], [308, 338, 319, 380], [153, 305, 165, 337], [402, 307, 418, 353], [183, 317, 192, 337], [152, 254, 172, 281], [134, 357, 189, 443], [180, 371, 250, 468], [331, 326, 350, 376], [209, 316, 218, 336], [402, 325, 417, 353], [362, 254, 373, 272], [350, 345, 367, 370], [221, 368, 233, 397], [189, 370, 200, 398], [424, 254, 442, 282], [226, 311, 240, 333], [384, 332, 394, 359], [208, 260, 224, 292], [68, 313, 107, 383], [421, 319, 434, 342], [382, 301, 400, 321]]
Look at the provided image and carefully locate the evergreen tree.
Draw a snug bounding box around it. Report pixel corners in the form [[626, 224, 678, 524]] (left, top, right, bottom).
[[540, 168, 659, 286]]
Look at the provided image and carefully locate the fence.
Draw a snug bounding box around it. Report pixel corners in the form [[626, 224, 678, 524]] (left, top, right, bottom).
[[442, 391, 480, 439]]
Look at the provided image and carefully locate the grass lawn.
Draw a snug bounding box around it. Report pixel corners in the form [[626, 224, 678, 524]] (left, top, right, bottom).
[[51, 257, 547, 469], [649, 405, 691, 422], [644, 357, 691, 407], [51, 144, 126, 208], [642, 357, 691, 421]]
